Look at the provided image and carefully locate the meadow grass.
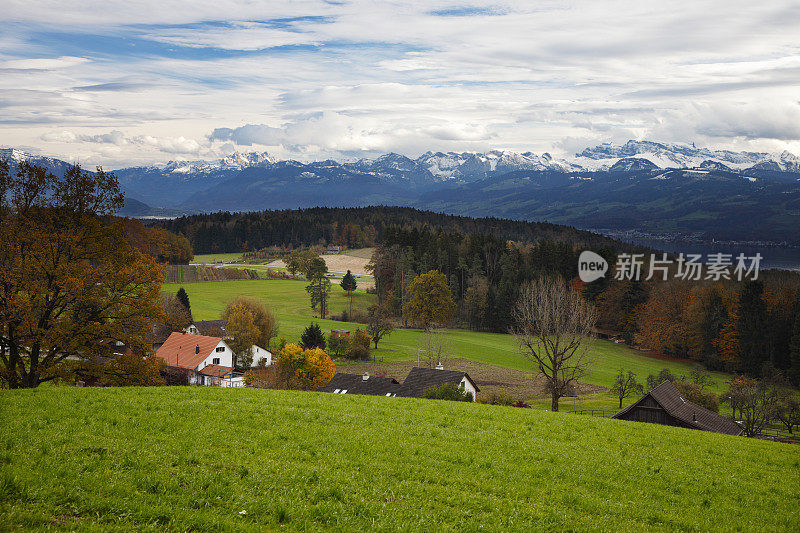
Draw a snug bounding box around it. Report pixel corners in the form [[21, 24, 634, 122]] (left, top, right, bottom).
[[162, 279, 730, 397], [1, 386, 797, 531]]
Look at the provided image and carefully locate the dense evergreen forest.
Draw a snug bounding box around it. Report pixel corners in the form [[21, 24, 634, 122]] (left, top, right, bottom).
[[157, 206, 629, 254]]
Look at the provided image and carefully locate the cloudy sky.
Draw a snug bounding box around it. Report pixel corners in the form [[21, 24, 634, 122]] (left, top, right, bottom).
[[2, 1, 800, 167]]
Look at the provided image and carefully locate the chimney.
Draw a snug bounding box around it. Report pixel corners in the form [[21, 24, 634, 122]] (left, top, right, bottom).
[[435, 362, 444, 370], [195, 345, 200, 354], [362, 372, 369, 381]]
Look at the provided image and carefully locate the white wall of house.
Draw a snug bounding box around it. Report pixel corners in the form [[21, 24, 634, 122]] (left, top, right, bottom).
[[250, 345, 272, 367], [196, 340, 234, 371], [184, 324, 199, 335], [460, 378, 478, 401]]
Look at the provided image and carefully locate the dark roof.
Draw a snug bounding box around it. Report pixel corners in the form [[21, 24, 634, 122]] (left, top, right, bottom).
[[198, 364, 232, 377], [317, 373, 402, 396], [613, 381, 743, 436], [195, 320, 228, 334], [397, 367, 480, 398]]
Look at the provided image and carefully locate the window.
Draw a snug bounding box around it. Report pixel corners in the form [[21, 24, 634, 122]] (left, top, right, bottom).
[[215, 346, 225, 353], [340, 389, 348, 394], [333, 389, 340, 393], [212, 357, 220, 365]]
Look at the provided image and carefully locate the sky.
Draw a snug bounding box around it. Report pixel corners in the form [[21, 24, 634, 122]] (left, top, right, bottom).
[[2, 0, 800, 168]]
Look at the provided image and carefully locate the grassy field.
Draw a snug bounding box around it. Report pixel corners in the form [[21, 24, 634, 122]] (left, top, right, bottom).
[[162, 279, 731, 407], [1, 386, 797, 531], [192, 252, 244, 264]]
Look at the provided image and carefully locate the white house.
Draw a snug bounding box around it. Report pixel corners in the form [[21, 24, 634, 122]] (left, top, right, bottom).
[[250, 345, 272, 367], [155, 332, 271, 387]]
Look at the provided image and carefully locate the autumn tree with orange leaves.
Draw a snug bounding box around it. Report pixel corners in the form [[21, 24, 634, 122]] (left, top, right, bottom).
[[0, 161, 163, 388]]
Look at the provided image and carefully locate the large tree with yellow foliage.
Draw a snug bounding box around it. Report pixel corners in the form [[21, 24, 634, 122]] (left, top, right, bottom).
[[0, 161, 163, 388]]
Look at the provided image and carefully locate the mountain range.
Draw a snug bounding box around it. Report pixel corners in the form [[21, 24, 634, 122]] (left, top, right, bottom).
[[3, 140, 800, 243]]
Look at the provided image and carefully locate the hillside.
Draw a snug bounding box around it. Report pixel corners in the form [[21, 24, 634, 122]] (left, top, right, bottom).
[[1, 387, 797, 531]]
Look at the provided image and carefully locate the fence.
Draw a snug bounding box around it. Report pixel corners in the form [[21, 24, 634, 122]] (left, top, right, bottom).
[[566, 409, 614, 417]]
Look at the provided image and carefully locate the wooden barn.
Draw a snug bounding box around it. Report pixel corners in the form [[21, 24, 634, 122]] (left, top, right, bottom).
[[612, 381, 743, 436]]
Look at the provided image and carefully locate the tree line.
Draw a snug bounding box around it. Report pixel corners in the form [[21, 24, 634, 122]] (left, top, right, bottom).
[[156, 206, 629, 255]]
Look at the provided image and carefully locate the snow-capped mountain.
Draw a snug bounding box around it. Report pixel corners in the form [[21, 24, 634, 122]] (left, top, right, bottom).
[[161, 151, 275, 174], [573, 140, 769, 171]]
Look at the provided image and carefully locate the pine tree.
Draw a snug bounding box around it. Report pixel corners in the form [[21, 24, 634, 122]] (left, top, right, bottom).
[[737, 280, 768, 377], [176, 287, 192, 319], [340, 270, 357, 317], [300, 323, 326, 350], [789, 301, 800, 386]]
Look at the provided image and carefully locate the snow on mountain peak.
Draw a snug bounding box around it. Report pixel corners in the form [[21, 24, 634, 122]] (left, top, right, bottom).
[[163, 151, 274, 174]]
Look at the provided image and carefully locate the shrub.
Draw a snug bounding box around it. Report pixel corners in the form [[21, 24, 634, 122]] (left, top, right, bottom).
[[327, 334, 348, 358], [512, 400, 531, 408], [346, 329, 372, 361], [674, 381, 719, 413], [423, 382, 473, 402], [273, 344, 335, 390], [476, 391, 515, 406]]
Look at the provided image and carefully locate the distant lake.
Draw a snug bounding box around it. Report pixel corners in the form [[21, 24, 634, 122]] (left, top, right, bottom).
[[604, 236, 800, 272]]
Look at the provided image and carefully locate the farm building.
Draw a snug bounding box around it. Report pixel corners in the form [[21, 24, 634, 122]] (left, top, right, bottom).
[[612, 381, 743, 436], [317, 366, 480, 401], [330, 329, 350, 338], [317, 373, 403, 396], [325, 245, 341, 255], [398, 366, 480, 400]]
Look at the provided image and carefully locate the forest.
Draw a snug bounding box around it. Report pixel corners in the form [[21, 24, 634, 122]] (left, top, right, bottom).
[[156, 206, 631, 254]]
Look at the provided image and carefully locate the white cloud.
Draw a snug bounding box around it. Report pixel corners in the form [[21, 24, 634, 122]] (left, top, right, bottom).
[[2, 1, 800, 163]]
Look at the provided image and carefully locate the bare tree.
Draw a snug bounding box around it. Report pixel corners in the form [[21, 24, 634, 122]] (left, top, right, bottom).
[[723, 374, 782, 437], [512, 277, 597, 412], [418, 328, 452, 368], [611, 369, 644, 408]]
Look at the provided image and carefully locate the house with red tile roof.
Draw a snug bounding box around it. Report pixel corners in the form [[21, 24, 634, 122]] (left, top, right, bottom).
[[154, 332, 241, 386]]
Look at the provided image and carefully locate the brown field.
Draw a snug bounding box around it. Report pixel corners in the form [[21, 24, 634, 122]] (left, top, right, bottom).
[[336, 358, 607, 401], [268, 250, 374, 277]]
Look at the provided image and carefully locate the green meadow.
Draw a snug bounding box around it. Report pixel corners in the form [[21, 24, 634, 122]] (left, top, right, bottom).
[[1, 387, 797, 531], [162, 279, 730, 400]]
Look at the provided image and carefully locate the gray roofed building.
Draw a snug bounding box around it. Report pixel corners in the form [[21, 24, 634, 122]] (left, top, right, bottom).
[[612, 381, 743, 436], [317, 373, 403, 397], [396, 367, 479, 400]]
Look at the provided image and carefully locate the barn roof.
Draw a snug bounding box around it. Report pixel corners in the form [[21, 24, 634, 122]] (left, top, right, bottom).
[[613, 381, 743, 436], [317, 373, 402, 396], [194, 319, 228, 334], [155, 332, 223, 370], [397, 367, 480, 398]]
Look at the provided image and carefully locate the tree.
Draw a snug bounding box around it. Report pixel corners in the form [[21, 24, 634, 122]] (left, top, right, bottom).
[[366, 304, 393, 349], [160, 293, 193, 332], [674, 381, 720, 412], [610, 369, 644, 408], [223, 301, 260, 367], [423, 382, 473, 402], [327, 333, 348, 358], [284, 249, 319, 276], [346, 329, 371, 361], [340, 270, 357, 317], [300, 323, 326, 350], [273, 343, 335, 390], [305, 257, 331, 318], [738, 280, 768, 377], [646, 368, 677, 391], [419, 328, 453, 368], [403, 270, 456, 330], [789, 303, 800, 385], [512, 277, 597, 412], [176, 287, 192, 319], [722, 369, 782, 437], [688, 365, 715, 390], [222, 296, 278, 349], [776, 396, 800, 434], [0, 162, 163, 388]]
